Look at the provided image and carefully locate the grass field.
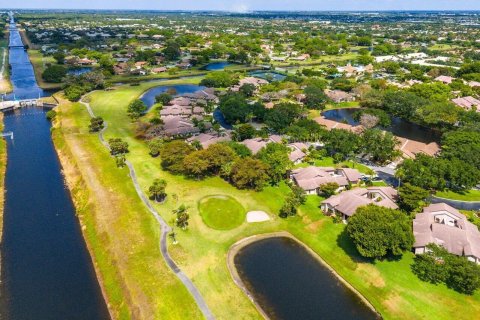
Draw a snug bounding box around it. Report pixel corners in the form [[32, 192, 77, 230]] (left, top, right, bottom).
[[435, 189, 480, 202], [0, 34, 12, 93], [198, 195, 246, 230], [54, 79, 480, 320], [28, 50, 62, 90]]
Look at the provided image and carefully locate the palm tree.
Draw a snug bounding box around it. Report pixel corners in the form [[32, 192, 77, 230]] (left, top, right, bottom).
[[148, 179, 167, 202], [173, 204, 189, 230]]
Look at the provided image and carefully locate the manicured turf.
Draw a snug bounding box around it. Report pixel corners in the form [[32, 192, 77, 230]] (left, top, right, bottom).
[[435, 189, 480, 202], [55, 80, 480, 320], [199, 195, 246, 230]]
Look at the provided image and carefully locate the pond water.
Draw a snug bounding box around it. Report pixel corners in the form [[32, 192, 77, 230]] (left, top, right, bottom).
[[249, 71, 286, 82], [0, 14, 110, 319], [203, 61, 231, 71], [67, 66, 93, 75], [234, 237, 380, 320], [140, 84, 206, 108], [322, 108, 440, 143]]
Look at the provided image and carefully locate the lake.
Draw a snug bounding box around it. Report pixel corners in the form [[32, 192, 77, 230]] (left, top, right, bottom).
[[322, 108, 440, 143], [67, 66, 93, 75], [249, 71, 287, 82], [203, 61, 231, 71], [234, 237, 380, 320], [140, 84, 206, 108]]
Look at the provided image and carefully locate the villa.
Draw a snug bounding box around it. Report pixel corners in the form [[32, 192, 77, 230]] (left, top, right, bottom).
[[413, 203, 480, 264], [291, 166, 361, 195], [321, 187, 398, 220], [186, 133, 231, 149], [451, 96, 480, 112], [324, 89, 355, 103]]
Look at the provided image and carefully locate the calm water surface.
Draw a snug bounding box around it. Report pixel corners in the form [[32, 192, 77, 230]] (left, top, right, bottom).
[[322, 108, 440, 143], [203, 61, 231, 71], [140, 84, 205, 108], [235, 237, 380, 320], [0, 15, 110, 319]]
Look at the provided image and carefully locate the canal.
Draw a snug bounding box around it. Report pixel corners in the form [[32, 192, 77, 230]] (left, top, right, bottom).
[[234, 237, 379, 320], [0, 14, 110, 319]]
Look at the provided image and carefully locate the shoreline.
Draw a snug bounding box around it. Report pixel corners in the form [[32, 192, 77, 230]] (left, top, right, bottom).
[[50, 106, 116, 319], [226, 231, 382, 320]]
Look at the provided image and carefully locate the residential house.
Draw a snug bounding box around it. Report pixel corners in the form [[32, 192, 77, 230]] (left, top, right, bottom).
[[434, 75, 455, 84], [324, 89, 355, 103], [321, 187, 398, 220], [451, 96, 480, 112], [291, 166, 361, 195], [413, 203, 480, 264], [186, 133, 231, 149]]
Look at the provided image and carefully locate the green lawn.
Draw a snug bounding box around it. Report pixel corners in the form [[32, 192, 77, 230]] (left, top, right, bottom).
[[28, 50, 62, 89], [55, 79, 480, 320], [296, 157, 374, 175], [435, 189, 480, 202], [198, 195, 246, 230]]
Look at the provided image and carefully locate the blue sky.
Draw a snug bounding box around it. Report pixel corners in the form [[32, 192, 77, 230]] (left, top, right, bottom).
[[0, 0, 480, 11]]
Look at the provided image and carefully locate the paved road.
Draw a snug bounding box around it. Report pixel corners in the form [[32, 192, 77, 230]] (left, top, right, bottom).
[[80, 97, 215, 320]]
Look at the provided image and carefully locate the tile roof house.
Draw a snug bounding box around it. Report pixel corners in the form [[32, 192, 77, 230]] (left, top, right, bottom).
[[324, 89, 355, 103], [288, 142, 308, 164], [161, 116, 200, 137], [434, 75, 455, 84], [451, 96, 480, 112], [241, 138, 268, 155], [413, 203, 480, 264], [321, 187, 398, 220], [291, 166, 361, 195], [186, 133, 231, 149]]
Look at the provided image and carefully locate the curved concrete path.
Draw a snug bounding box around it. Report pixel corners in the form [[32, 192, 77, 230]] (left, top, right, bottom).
[[80, 95, 215, 320]]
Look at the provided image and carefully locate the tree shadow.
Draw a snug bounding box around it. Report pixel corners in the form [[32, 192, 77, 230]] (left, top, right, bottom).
[[336, 228, 372, 264]]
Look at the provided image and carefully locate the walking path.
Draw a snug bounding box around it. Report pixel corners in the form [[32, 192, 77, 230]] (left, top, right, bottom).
[[80, 95, 215, 320]]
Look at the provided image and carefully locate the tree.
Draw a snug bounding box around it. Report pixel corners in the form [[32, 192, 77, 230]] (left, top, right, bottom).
[[155, 93, 172, 105], [203, 143, 237, 174], [173, 204, 189, 229], [361, 129, 400, 164], [324, 129, 361, 161], [287, 119, 327, 142], [235, 124, 256, 141], [200, 71, 238, 88], [279, 185, 306, 218], [42, 65, 67, 83], [148, 179, 167, 202], [53, 52, 65, 64], [230, 157, 269, 190], [127, 99, 147, 120], [183, 150, 210, 179], [412, 244, 480, 295], [265, 103, 303, 133], [218, 93, 250, 124], [257, 143, 292, 185], [416, 102, 460, 130], [159, 141, 194, 173], [398, 183, 430, 213], [147, 138, 164, 157], [239, 83, 256, 97], [396, 154, 448, 191], [346, 204, 414, 259], [319, 182, 339, 197], [304, 85, 328, 110], [109, 138, 129, 156], [163, 41, 181, 60], [88, 116, 104, 133]]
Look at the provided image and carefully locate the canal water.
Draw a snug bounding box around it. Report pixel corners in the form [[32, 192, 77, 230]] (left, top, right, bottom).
[[235, 237, 379, 320], [0, 15, 110, 319], [322, 108, 441, 143]]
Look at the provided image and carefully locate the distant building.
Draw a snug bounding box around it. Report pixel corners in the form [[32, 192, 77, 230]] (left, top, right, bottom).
[[291, 166, 361, 195], [452, 96, 480, 112]]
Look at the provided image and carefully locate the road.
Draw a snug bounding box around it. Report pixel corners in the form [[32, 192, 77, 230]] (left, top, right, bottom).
[[80, 96, 215, 320]]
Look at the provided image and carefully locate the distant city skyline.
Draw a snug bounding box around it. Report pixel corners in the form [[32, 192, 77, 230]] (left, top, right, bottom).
[[1, 0, 480, 11]]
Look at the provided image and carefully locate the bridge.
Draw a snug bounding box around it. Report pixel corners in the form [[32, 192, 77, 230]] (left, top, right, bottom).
[[8, 45, 25, 49], [0, 99, 56, 112], [0, 132, 13, 140]]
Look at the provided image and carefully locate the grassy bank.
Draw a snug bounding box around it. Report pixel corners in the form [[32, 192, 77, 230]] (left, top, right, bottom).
[[56, 79, 480, 320], [0, 31, 12, 93], [52, 95, 202, 319], [27, 49, 62, 90], [435, 190, 480, 202], [0, 113, 7, 241]]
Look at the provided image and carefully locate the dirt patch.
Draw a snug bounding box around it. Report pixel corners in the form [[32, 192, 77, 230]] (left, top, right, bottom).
[[305, 219, 325, 233], [382, 293, 402, 314], [356, 263, 386, 288]]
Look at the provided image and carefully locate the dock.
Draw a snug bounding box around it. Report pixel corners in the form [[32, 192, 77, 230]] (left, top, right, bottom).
[[0, 99, 56, 112]]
